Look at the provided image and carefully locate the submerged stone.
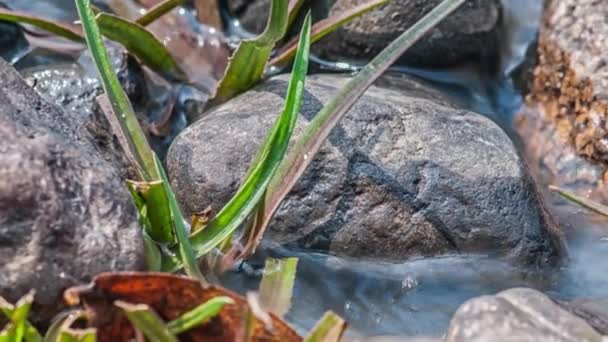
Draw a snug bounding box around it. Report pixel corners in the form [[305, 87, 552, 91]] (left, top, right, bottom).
[[167, 73, 565, 267], [0, 58, 145, 325]]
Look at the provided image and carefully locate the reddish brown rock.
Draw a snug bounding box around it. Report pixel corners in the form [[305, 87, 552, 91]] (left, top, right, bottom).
[[517, 0, 608, 204]]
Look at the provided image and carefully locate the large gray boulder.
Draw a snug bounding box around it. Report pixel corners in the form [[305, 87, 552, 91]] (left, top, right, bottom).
[[446, 288, 605, 342], [0, 58, 145, 324], [167, 73, 565, 267]]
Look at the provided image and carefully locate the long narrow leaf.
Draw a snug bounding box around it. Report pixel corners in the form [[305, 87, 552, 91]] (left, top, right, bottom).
[[549, 185, 608, 217], [212, 0, 289, 103], [270, 0, 390, 66], [166, 296, 234, 334], [155, 156, 207, 283], [96, 13, 185, 79], [163, 14, 311, 272], [114, 301, 178, 342], [287, 0, 305, 29], [254, 0, 467, 257], [303, 312, 346, 342], [75, 0, 159, 181], [258, 258, 298, 318], [164, 14, 312, 271], [0, 8, 84, 42], [136, 0, 184, 26], [45, 311, 84, 342]]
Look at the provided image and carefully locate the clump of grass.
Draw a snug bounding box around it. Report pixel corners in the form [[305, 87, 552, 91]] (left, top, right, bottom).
[[1, 0, 469, 338]]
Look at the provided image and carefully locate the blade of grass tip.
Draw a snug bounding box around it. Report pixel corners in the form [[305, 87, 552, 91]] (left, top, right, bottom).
[[114, 301, 178, 342], [166, 296, 234, 334], [96, 13, 186, 80], [258, 0, 467, 254], [212, 0, 289, 104], [258, 257, 298, 318], [549, 185, 608, 217], [155, 155, 208, 284], [1, 291, 35, 342], [75, 0, 159, 181], [180, 13, 311, 267], [303, 311, 346, 342], [271, 0, 390, 67], [0, 8, 84, 42], [0, 297, 41, 342], [136, 0, 184, 26]]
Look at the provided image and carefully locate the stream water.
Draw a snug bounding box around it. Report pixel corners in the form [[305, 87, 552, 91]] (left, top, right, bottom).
[[3, 0, 608, 339]]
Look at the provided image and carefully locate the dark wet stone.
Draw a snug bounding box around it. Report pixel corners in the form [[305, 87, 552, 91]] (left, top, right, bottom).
[[167, 73, 565, 267], [0, 57, 145, 325], [446, 288, 604, 342], [20, 44, 148, 178], [316, 0, 502, 67]]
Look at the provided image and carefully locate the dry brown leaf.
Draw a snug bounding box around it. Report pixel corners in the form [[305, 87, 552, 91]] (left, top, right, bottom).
[[64, 272, 302, 342]]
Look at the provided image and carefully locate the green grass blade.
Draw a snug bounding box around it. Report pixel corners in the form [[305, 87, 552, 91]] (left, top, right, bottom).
[[549, 185, 608, 217], [127, 181, 174, 243], [155, 156, 207, 283], [258, 257, 298, 318], [212, 0, 289, 103], [44, 310, 86, 342], [136, 0, 184, 26], [142, 232, 163, 271], [166, 297, 234, 334], [271, 0, 391, 66], [0, 292, 35, 342], [0, 8, 84, 42], [75, 0, 159, 181], [114, 301, 178, 342], [0, 297, 41, 342], [259, 0, 467, 246], [175, 13, 311, 267], [304, 311, 346, 342], [96, 13, 185, 79]]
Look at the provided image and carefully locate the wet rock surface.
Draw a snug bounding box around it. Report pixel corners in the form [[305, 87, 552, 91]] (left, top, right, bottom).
[[168, 73, 565, 267], [0, 58, 145, 325], [315, 0, 502, 67], [20, 44, 147, 178], [445, 288, 605, 342], [518, 0, 608, 200], [558, 298, 608, 336]]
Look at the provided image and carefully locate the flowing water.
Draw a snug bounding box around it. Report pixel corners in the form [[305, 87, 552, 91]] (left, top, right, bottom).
[[2, 0, 608, 339]]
